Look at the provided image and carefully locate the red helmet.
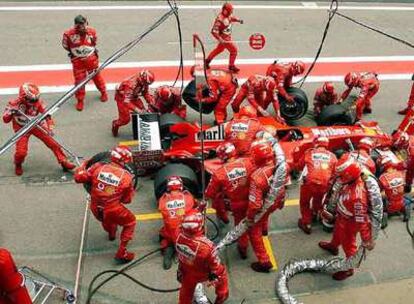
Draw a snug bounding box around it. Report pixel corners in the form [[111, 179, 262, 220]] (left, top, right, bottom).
[[181, 209, 204, 235], [139, 70, 155, 85], [314, 136, 329, 148], [111, 145, 133, 165], [216, 142, 237, 162], [19, 83, 40, 102], [264, 77, 276, 91], [166, 176, 183, 192], [392, 131, 409, 149], [323, 82, 335, 94], [344, 72, 360, 87], [158, 86, 172, 101], [291, 61, 305, 75], [239, 105, 257, 118], [358, 137, 374, 153], [222, 2, 233, 16], [251, 140, 274, 166], [336, 154, 362, 184]]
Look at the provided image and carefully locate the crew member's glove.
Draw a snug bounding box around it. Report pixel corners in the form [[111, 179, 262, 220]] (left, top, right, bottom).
[[257, 106, 270, 117], [286, 95, 295, 103], [239, 20, 244, 24], [362, 239, 375, 251], [320, 208, 335, 224]]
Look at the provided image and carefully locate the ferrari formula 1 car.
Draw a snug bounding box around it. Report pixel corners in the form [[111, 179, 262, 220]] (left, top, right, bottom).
[[120, 111, 392, 199]]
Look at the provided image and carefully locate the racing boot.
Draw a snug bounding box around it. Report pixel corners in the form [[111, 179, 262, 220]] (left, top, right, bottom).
[[162, 245, 175, 270], [251, 261, 273, 273], [298, 219, 312, 235], [61, 159, 76, 171], [115, 243, 135, 264], [15, 163, 23, 176], [100, 91, 108, 102], [237, 245, 248, 260], [112, 121, 119, 137], [228, 65, 240, 73], [76, 99, 84, 111], [332, 269, 354, 281], [398, 107, 410, 115], [318, 241, 339, 256]]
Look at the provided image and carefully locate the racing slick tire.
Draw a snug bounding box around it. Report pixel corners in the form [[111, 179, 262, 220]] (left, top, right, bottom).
[[83, 151, 138, 193], [159, 113, 185, 150], [154, 163, 199, 200], [182, 79, 217, 114], [317, 104, 355, 126], [278, 87, 309, 121]]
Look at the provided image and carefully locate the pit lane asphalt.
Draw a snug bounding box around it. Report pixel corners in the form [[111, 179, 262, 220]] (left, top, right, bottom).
[[1, 1, 414, 303]]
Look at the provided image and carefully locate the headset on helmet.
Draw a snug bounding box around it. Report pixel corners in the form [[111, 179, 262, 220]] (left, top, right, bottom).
[[139, 70, 155, 85], [181, 209, 204, 235], [19, 83, 40, 102], [239, 105, 257, 118], [222, 2, 233, 16], [292, 61, 305, 75], [392, 131, 409, 149], [158, 86, 172, 101], [216, 142, 237, 162], [323, 82, 335, 94], [251, 140, 274, 166], [314, 136, 329, 148], [166, 176, 183, 192], [111, 145, 133, 164], [344, 72, 360, 87], [336, 154, 362, 184], [358, 137, 374, 152]]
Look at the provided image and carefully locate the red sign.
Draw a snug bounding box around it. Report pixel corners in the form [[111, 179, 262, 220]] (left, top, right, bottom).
[[249, 33, 266, 50]]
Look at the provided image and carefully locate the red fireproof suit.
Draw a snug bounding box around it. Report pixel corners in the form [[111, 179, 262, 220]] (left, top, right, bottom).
[[149, 86, 186, 119], [329, 178, 372, 259], [205, 157, 255, 250], [206, 12, 241, 68], [247, 162, 278, 264], [299, 147, 337, 225], [112, 75, 155, 130], [266, 62, 296, 101], [0, 248, 32, 304], [346, 150, 376, 174], [341, 72, 380, 119], [224, 117, 264, 156], [200, 69, 238, 124], [158, 190, 195, 248], [405, 82, 414, 108], [74, 161, 136, 256], [2, 97, 68, 166], [379, 169, 405, 214], [313, 87, 339, 116], [231, 75, 282, 120], [394, 136, 414, 188], [176, 232, 229, 304], [62, 26, 106, 102]]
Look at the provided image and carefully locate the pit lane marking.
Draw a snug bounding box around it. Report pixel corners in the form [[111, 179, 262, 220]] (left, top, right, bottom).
[[263, 236, 278, 271], [135, 199, 299, 221], [1, 4, 414, 12]]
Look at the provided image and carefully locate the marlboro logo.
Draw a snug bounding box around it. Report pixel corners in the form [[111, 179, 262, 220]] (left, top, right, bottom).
[[196, 124, 225, 142]]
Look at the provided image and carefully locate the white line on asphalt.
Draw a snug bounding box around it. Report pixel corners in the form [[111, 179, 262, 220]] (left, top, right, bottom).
[[0, 74, 411, 96], [1, 4, 414, 12], [1, 55, 414, 72], [302, 2, 318, 8]]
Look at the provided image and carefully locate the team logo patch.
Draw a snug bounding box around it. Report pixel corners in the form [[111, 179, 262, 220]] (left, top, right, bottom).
[[226, 167, 247, 181], [166, 199, 185, 210], [231, 122, 249, 133], [97, 172, 121, 186]]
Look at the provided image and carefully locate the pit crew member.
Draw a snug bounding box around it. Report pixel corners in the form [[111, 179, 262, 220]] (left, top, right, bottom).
[[398, 74, 414, 115], [313, 82, 339, 116], [149, 86, 186, 119]]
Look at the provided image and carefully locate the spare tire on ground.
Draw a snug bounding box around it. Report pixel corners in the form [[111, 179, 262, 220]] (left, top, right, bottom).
[[182, 79, 217, 114], [154, 163, 199, 200], [83, 151, 138, 193], [317, 104, 355, 126], [278, 87, 309, 121]]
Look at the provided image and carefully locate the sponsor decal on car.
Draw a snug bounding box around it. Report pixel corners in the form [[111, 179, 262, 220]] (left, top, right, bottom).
[[196, 124, 225, 142], [311, 127, 352, 137]]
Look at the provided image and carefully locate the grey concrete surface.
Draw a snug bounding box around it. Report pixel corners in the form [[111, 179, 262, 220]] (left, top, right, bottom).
[[1, 1, 414, 304]]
